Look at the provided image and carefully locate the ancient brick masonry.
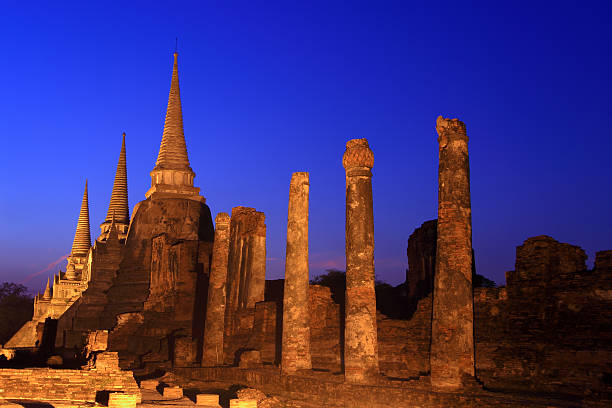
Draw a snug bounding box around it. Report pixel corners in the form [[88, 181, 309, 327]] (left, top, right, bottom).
[[281, 172, 312, 373], [406, 219, 437, 310], [202, 212, 231, 366], [0, 350, 140, 402], [430, 116, 475, 389], [595, 249, 612, 272], [342, 138, 379, 383], [225, 207, 266, 340]]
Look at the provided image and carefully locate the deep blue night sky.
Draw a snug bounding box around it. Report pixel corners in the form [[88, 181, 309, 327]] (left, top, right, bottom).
[[0, 1, 610, 294]]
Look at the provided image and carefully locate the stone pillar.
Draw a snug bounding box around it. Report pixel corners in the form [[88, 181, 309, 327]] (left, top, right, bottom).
[[342, 139, 379, 383], [202, 212, 231, 366], [281, 172, 312, 373], [246, 213, 266, 308], [430, 115, 475, 389]]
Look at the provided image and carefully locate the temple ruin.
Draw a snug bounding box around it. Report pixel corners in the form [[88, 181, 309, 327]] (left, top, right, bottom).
[[1, 52, 610, 407]]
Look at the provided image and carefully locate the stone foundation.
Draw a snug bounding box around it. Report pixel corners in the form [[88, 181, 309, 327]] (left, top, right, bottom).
[[0, 368, 140, 402], [176, 366, 592, 407]]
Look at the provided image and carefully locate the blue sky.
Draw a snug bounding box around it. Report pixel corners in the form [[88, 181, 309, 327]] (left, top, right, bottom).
[[0, 1, 610, 293]]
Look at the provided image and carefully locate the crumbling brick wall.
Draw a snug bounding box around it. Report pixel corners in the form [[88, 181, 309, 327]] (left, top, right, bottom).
[[223, 235, 611, 399], [0, 367, 140, 401]]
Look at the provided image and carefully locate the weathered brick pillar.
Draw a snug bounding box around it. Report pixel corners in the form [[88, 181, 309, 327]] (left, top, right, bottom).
[[225, 207, 244, 337], [430, 115, 475, 389], [281, 172, 312, 373], [246, 212, 266, 308], [342, 138, 379, 383], [202, 212, 230, 366]]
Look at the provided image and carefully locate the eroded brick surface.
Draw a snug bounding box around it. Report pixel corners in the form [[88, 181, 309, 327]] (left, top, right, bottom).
[[281, 172, 312, 373], [430, 116, 475, 389], [342, 139, 379, 383]]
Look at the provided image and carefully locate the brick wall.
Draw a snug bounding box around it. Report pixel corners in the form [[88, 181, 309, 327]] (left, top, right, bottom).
[[220, 236, 611, 399], [0, 367, 140, 402]]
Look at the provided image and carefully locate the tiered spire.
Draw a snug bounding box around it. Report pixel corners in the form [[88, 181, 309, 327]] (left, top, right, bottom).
[[107, 211, 119, 242], [145, 51, 202, 202], [42, 278, 52, 300], [71, 180, 91, 256], [105, 133, 129, 224], [154, 52, 192, 171]]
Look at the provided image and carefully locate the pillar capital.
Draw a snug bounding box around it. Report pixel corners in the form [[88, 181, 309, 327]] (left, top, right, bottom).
[[342, 138, 374, 173], [343, 139, 379, 383], [436, 115, 468, 145]]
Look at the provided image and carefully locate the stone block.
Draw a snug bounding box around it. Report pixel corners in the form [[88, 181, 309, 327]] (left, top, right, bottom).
[[139, 379, 159, 390], [163, 385, 183, 398], [196, 393, 220, 406], [230, 400, 257, 408], [108, 393, 139, 408], [236, 387, 266, 402], [95, 351, 120, 371]]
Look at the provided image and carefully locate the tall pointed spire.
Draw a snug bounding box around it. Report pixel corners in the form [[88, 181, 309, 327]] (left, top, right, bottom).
[[155, 52, 192, 171], [99, 134, 130, 241], [71, 180, 91, 256], [107, 210, 119, 242], [42, 278, 52, 300], [106, 133, 129, 223], [145, 51, 203, 202]]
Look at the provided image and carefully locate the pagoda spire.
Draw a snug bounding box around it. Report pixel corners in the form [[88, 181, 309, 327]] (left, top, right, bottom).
[[107, 211, 119, 242], [154, 52, 192, 171], [42, 278, 52, 300], [106, 133, 129, 223], [99, 134, 130, 241], [71, 180, 91, 256], [145, 51, 203, 202]]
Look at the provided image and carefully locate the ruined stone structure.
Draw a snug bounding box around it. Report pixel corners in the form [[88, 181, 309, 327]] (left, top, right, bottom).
[[281, 172, 312, 373], [202, 212, 231, 366], [7, 52, 216, 371], [54, 218, 124, 348], [342, 139, 379, 383], [92, 52, 214, 368], [3, 53, 610, 406], [6, 181, 93, 348], [406, 219, 437, 310], [223, 206, 266, 358], [430, 116, 475, 389], [178, 234, 611, 406]]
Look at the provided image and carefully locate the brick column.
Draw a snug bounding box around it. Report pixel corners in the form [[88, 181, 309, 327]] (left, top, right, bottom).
[[202, 212, 231, 366], [281, 172, 312, 373], [246, 213, 266, 308], [430, 116, 475, 389], [342, 138, 379, 383]]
